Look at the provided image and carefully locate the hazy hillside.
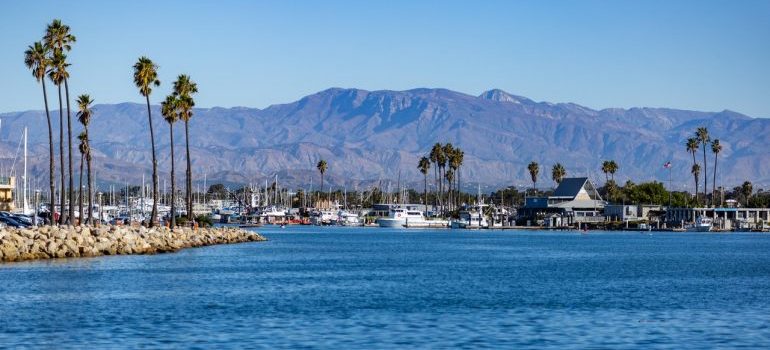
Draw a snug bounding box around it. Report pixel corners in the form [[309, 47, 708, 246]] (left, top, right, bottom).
[[1, 88, 768, 190]]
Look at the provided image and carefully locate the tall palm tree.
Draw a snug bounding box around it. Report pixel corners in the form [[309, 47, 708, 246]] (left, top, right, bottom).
[[77, 132, 88, 225], [741, 181, 752, 207], [76, 94, 94, 224], [429, 143, 443, 208], [133, 57, 160, 227], [608, 160, 618, 181], [445, 168, 455, 207], [711, 139, 722, 207], [48, 50, 68, 224], [161, 94, 179, 228], [418, 156, 430, 211], [317, 160, 327, 202], [172, 74, 198, 225], [527, 161, 539, 195], [439, 143, 451, 210], [696, 127, 710, 205], [691, 164, 701, 205], [45, 19, 76, 225], [451, 148, 464, 207], [686, 137, 699, 202], [551, 163, 566, 185], [24, 41, 55, 226]]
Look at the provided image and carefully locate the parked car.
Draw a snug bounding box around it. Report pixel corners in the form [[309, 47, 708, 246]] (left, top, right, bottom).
[[0, 216, 28, 228]]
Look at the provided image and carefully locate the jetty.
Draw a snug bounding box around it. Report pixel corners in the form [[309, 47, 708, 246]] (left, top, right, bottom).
[[0, 225, 266, 263]]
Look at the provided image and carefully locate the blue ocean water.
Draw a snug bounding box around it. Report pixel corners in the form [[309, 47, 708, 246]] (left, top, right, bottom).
[[1, 226, 769, 348]]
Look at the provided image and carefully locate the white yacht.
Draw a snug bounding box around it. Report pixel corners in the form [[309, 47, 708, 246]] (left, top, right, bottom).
[[686, 216, 713, 232], [377, 207, 438, 227]]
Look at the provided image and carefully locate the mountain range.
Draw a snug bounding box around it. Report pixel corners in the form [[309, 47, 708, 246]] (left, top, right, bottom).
[[1, 88, 769, 192]]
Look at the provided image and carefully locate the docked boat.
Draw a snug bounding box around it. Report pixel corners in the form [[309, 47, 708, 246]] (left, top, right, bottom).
[[378, 207, 447, 228], [337, 210, 363, 226], [686, 216, 713, 232], [450, 204, 489, 229]]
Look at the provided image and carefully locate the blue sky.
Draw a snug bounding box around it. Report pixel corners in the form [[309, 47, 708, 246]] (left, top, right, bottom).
[[2, 0, 769, 116]]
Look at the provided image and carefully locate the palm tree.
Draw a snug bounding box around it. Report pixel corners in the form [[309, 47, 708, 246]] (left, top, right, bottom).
[[161, 95, 179, 228], [691, 164, 701, 205], [172, 74, 198, 225], [418, 156, 430, 211], [429, 143, 443, 208], [76, 94, 94, 224], [133, 57, 160, 227], [686, 137, 699, 202], [48, 50, 68, 224], [696, 127, 710, 205], [608, 160, 618, 181], [711, 139, 722, 207], [77, 132, 88, 225], [527, 161, 539, 194], [316, 160, 327, 202], [439, 143, 452, 210], [551, 163, 566, 185], [444, 168, 455, 207], [45, 19, 76, 225], [741, 181, 753, 207], [24, 41, 55, 226]]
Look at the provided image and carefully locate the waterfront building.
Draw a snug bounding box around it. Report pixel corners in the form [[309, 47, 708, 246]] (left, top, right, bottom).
[[666, 207, 770, 230], [519, 177, 605, 226]]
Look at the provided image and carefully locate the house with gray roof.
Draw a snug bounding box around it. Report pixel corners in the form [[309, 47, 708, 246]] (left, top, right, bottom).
[[519, 177, 606, 227]]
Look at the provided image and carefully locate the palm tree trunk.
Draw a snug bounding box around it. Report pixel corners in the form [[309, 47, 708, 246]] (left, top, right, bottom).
[[57, 84, 66, 225], [87, 149, 93, 225], [169, 124, 176, 229], [146, 95, 158, 227], [65, 79, 75, 226], [41, 79, 55, 226], [713, 154, 718, 207], [702, 146, 708, 206], [79, 152, 84, 225], [184, 120, 194, 225], [423, 173, 427, 213]]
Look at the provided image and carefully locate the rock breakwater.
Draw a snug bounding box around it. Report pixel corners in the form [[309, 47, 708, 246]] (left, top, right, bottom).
[[0, 225, 266, 262]]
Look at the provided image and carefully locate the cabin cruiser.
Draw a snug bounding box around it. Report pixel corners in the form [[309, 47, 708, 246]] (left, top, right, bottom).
[[686, 216, 713, 232], [376, 206, 448, 228], [450, 204, 489, 229], [337, 210, 363, 226]]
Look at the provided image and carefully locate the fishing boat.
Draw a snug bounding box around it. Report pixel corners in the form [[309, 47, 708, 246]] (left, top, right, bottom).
[[378, 207, 447, 228]]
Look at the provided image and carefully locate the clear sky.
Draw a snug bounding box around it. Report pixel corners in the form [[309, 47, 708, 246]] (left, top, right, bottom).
[[2, 0, 769, 116]]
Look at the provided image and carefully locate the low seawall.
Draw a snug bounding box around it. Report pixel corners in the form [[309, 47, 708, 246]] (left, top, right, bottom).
[[0, 225, 266, 263]]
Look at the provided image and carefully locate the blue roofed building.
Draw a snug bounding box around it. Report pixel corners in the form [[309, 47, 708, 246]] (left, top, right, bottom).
[[519, 177, 606, 227]]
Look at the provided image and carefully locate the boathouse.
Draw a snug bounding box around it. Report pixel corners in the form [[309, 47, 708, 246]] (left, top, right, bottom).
[[519, 177, 605, 226]]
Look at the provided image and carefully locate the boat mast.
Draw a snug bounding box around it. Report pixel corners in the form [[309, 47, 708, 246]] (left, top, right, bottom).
[[23, 126, 29, 213]]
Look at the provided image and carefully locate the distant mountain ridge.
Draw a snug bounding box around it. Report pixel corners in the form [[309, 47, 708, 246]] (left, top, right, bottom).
[[1, 87, 768, 190]]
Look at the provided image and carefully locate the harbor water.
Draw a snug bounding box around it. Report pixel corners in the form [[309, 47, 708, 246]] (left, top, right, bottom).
[[1, 226, 769, 348]]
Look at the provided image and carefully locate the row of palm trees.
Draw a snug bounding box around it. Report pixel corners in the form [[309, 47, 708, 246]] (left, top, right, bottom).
[[24, 19, 80, 225], [25, 19, 200, 227], [416, 143, 465, 211], [133, 58, 199, 227], [686, 127, 722, 206]]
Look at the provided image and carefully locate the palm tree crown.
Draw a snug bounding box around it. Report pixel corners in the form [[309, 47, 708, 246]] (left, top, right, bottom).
[[552, 163, 566, 184], [24, 41, 51, 82], [133, 57, 160, 96], [44, 19, 76, 53], [76, 95, 94, 125]]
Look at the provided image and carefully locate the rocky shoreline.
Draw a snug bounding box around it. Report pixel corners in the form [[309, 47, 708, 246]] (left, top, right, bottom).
[[0, 225, 266, 263]]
